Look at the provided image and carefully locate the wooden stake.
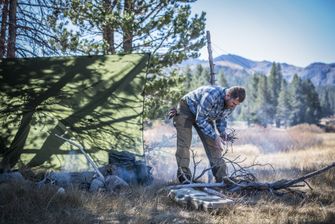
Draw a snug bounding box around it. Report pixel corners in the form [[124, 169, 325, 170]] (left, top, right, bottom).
[[206, 31, 215, 85]]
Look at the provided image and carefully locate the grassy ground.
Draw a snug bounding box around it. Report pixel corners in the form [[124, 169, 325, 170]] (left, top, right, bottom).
[[1, 125, 335, 224]]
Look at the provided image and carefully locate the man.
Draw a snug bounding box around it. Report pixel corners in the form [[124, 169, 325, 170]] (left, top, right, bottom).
[[172, 85, 245, 183]]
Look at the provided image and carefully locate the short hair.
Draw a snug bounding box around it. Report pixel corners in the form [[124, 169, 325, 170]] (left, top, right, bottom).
[[227, 86, 246, 102]]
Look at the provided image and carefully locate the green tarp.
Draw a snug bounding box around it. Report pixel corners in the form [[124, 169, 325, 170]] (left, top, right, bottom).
[[0, 54, 149, 170]]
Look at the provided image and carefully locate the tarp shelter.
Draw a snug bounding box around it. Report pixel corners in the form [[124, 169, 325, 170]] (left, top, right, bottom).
[[0, 54, 149, 170]]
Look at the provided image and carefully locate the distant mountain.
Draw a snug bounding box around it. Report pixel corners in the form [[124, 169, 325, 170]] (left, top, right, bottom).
[[302, 63, 335, 86], [180, 54, 335, 86], [214, 54, 257, 69]]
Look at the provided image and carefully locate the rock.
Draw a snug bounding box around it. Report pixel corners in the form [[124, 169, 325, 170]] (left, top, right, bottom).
[[89, 177, 105, 192], [0, 171, 25, 183], [105, 175, 129, 193]]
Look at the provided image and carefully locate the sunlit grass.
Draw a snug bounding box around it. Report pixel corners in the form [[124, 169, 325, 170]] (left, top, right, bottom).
[[1, 124, 335, 223]]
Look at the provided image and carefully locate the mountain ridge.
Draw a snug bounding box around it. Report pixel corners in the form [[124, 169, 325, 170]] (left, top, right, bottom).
[[181, 54, 334, 86]]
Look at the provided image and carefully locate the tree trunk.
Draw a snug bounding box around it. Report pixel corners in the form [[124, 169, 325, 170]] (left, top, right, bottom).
[[6, 0, 16, 58], [122, 0, 133, 53], [0, 0, 9, 58], [103, 0, 115, 54]]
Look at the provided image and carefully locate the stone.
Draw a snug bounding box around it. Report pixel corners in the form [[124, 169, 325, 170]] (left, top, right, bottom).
[[89, 177, 105, 192], [105, 175, 129, 193], [0, 171, 25, 183]]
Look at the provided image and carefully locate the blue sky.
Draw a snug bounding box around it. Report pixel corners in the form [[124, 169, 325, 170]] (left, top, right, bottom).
[[192, 0, 335, 67]]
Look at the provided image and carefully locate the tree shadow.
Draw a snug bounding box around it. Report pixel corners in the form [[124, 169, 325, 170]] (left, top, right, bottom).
[[0, 54, 149, 170]]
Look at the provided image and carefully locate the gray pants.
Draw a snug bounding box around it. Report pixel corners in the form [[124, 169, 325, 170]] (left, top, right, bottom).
[[173, 100, 227, 182]]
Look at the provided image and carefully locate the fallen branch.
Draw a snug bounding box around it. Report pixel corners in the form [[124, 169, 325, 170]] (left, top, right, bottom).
[[276, 162, 335, 189], [228, 162, 335, 192]]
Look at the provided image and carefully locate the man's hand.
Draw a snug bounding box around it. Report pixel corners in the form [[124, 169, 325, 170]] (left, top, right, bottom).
[[167, 107, 177, 119], [215, 136, 224, 151], [220, 132, 237, 143]]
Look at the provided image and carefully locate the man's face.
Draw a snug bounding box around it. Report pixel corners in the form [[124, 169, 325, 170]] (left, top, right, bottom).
[[224, 94, 240, 109]]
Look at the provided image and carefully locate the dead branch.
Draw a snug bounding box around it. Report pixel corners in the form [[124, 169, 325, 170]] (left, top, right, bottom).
[[190, 149, 202, 183], [194, 167, 213, 182], [274, 162, 335, 189], [227, 162, 335, 192], [54, 134, 105, 182]]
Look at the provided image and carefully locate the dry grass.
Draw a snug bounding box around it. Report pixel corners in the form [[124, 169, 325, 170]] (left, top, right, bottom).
[[1, 125, 335, 224], [235, 124, 324, 153]]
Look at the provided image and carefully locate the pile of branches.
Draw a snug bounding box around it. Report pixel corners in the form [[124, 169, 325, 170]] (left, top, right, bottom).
[[168, 129, 335, 199], [169, 162, 335, 197]]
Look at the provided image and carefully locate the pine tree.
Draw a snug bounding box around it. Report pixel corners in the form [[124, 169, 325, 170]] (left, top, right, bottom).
[[288, 74, 304, 126], [217, 70, 228, 87], [189, 64, 209, 89], [254, 75, 270, 127], [267, 62, 283, 125], [58, 0, 206, 72], [239, 74, 260, 125], [200, 66, 210, 86], [276, 79, 290, 127], [317, 86, 335, 117], [301, 79, 322, 124], [184, 66, 193, 91], [58, 0, 206, 120]]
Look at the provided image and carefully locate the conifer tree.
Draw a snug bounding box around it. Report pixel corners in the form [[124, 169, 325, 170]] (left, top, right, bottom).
[[301, 79, 322, 124], [267, 62, 283, 125], [184, 66, 193, 91], [276, 79, 290, 127], [239, 74, 260, 124], [317, 86, 335, 117], [288, 74, 304, 125], [217, 70, 228, 87], [189, 64, 209, 89], [254, 75, 270, 127]]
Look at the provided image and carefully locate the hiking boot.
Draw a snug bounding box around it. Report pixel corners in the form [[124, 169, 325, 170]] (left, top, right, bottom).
[[177, 167, 192, 184]]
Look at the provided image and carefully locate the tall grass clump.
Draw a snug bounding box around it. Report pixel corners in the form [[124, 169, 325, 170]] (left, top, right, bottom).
[[0, 181, 96, 224]]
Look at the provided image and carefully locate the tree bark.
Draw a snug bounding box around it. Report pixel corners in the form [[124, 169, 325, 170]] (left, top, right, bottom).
[[6, 0, 16, 58], [0, 0, 9, 58], [122, 0, 133, 53], [102, 0, 115, 54]]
